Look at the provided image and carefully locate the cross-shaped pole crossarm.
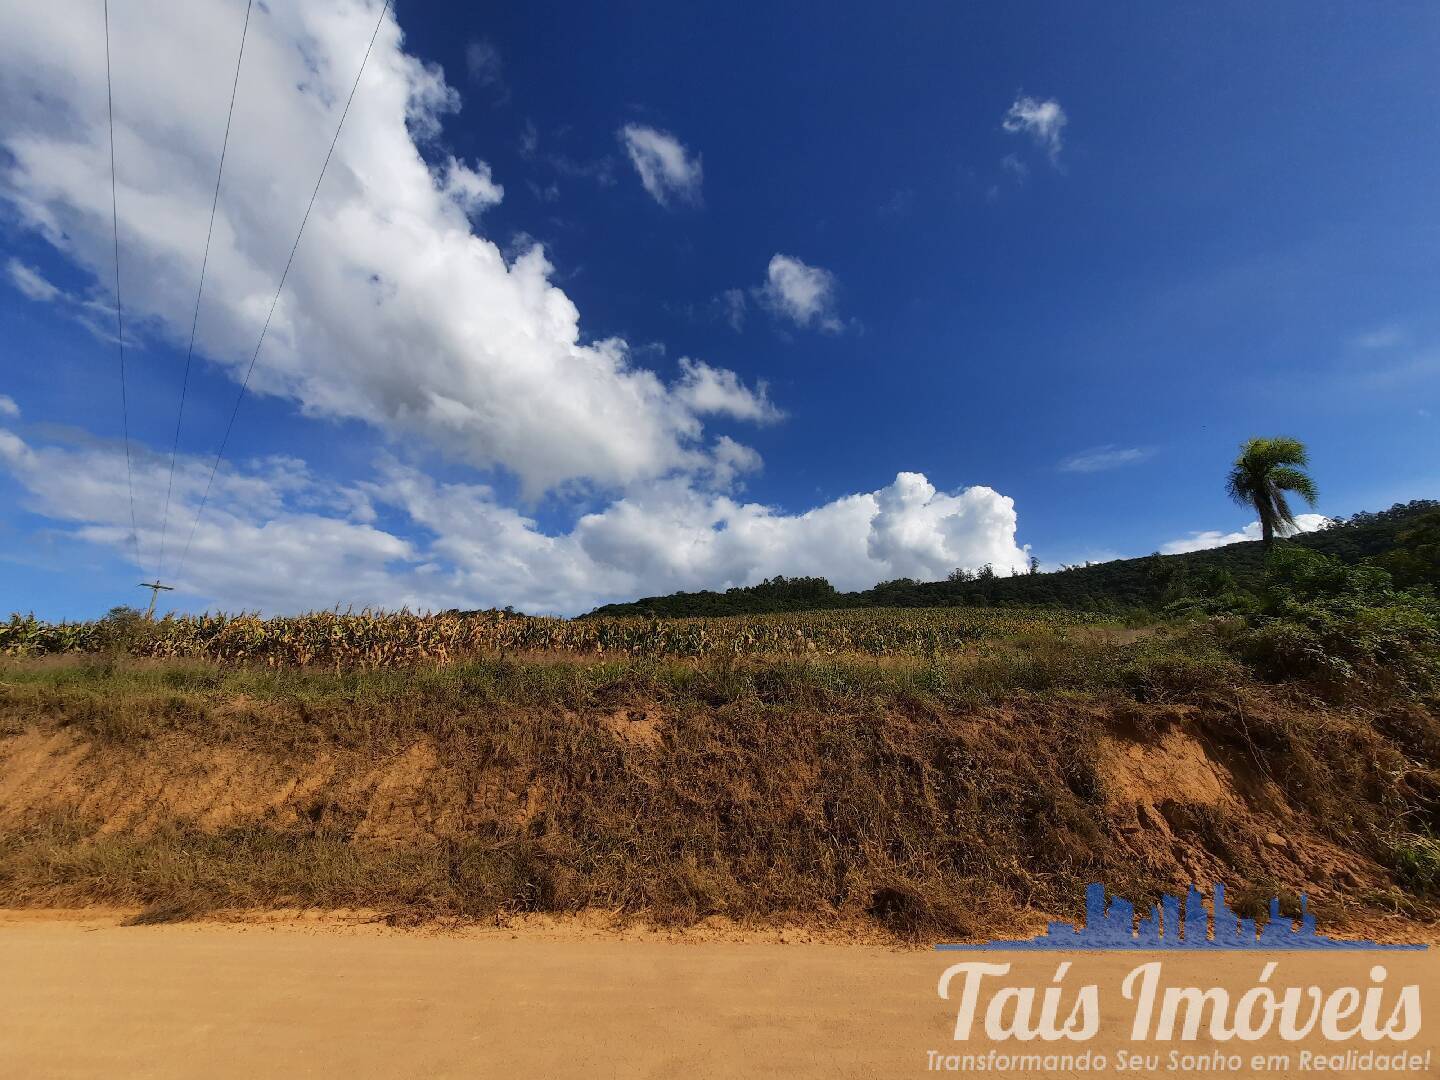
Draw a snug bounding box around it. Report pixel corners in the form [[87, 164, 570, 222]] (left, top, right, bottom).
[[137, 581, 175, 619]]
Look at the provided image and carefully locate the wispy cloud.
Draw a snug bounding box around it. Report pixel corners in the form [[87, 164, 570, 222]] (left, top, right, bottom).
[[1002, 95, 1068, 165], [1328, 340, 1440, 392], [517, 121, 616, 197], [518, 119, 539, 158], [1058, 445, 1153, 474], [879, 188, 914, 218], [618, 124, 703, 207], [757, 254, 842, 332], [6, 258, 60, 302], [464, 39, 509, 104], [5, 259, 126, 344], [718, 288, 747, 331], [1349, 324, 1406, 350]]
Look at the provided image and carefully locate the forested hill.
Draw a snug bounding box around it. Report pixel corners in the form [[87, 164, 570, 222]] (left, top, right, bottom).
[[583, 500, 1440, 618]]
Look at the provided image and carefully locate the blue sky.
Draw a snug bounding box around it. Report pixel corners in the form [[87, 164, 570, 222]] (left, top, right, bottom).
[[1, 0, 1437, 618]]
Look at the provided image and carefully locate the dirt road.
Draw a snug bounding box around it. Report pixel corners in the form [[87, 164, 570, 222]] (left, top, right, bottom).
[[0, 913, 945, 1079], [4, 912, 1438, 1079]]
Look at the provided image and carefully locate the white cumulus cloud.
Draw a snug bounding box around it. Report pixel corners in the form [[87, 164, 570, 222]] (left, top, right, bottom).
[[0, 0, 1035, 616], [0, 1, 765, 498], [618, 123, 703, 207], [672, 358, 782, 424], [436, 156, 503, 215], [0, 423, 1031, 614], [1160, 514, 1329, 555]]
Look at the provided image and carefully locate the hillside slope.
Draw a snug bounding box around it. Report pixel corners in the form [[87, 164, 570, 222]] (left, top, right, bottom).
[[585, 499, 1438, 618], [1, 640, 1437, 938]]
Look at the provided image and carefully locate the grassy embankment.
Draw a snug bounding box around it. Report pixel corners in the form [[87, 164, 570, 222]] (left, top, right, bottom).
[[1, 596, 1438, 937]]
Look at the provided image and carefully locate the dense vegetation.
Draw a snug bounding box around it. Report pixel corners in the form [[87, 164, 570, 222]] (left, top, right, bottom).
[[1, 604, 1104, 666], [586, 500, 1439, 618]]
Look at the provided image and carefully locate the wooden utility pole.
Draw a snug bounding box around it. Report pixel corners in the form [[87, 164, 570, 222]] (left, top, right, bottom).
[[138, 581, 174, 618]]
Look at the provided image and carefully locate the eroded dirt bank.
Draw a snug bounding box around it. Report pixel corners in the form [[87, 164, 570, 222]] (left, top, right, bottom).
[[1, 677, 1436, 936]]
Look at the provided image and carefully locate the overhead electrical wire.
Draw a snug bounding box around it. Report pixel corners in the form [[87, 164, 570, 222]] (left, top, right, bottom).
[[102, 0, 143, 573], [174, 0, 393, 584], [155, 0, 255, 582]]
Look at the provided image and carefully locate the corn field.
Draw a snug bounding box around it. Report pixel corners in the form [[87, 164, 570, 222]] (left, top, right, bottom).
[[0, 607, 1102, 668]]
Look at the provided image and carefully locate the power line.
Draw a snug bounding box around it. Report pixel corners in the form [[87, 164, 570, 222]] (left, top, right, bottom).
[[156, 0, 254, 582], [102, 0, 143, 573], [174, 0, 392, 585]]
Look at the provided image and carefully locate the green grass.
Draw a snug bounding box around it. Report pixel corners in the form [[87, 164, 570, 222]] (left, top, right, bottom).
[[0, 626, 1245, 750], [1389, 834, 1440, 895]]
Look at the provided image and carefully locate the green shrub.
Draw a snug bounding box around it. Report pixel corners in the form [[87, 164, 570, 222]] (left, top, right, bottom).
[[1226, 547, 1439, 697], [1388, 834, 1440, 894], [1372, 510, 1440, 591]]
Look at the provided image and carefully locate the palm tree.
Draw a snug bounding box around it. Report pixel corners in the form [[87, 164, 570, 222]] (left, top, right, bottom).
[[1225, 437, 1319, 549]]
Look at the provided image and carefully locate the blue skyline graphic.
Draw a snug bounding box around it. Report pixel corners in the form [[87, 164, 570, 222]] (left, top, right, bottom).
[[936, 884, 1425, 952]]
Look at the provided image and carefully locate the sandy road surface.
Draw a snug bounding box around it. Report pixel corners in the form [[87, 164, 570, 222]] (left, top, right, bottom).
[[0, 913, 946, 1079], [3, 912, 1438, 1079]]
